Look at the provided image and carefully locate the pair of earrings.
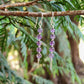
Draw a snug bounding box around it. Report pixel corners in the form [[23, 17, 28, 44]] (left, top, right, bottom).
[[36, 12, 55, 70]]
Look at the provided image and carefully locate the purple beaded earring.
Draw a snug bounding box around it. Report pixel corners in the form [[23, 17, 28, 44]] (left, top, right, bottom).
[[49, 12, 55, 70], [36, 13, 43, 63]]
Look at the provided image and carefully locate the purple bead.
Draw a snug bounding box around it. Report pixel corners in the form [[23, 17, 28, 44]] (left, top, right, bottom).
[[49, 53, 54, 58], [37, 47, 41, 52], [49, 47, 55, 52], [36, 53, 42, 58], [51, 28, 55, 33], [50, 34, 55, 39], [50, 41, 55, 46], [37, 34, 42, 40], [37, 41, 42, 46], [38, 28, 43, 33]]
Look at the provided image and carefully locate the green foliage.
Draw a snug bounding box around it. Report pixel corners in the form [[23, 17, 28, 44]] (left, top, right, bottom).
[[32, 74, 53, 84], [0, 16, 8, 52], [0, 0, 84, 84], [0, 52, 32, 84]]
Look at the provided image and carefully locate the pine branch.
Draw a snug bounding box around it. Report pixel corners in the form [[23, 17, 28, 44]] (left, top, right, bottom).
[[0, 0, 39, 10], [0, 10, 84, 17]]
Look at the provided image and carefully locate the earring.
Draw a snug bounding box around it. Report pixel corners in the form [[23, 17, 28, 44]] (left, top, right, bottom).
[[36, 13, 43, 63], [49, 12, 55, 70]]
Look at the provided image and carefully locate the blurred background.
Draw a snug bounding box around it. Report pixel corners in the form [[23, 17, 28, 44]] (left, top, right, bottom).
[[0, 0, 84, 84]]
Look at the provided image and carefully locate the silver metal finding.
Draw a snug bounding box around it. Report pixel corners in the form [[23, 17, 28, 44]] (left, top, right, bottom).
[[35, 17, 38, 28], [51, 12, 54, 28], [37, 13, 43, 64], [39, 13, 43, 28]]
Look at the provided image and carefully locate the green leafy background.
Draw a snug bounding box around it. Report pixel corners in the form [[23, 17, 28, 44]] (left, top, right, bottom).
[[0, 0, 84, 84]]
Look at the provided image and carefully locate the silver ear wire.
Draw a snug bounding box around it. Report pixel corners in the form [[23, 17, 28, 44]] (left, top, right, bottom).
[[51, 12, 54, 28], [35, 17, 38, 28], [39, 13, 43, 28]]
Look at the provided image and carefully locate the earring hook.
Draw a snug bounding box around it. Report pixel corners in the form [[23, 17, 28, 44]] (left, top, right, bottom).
[[35, 17, 38, 28], [39, 13, 43, 28], [51, 12, 54, 28]]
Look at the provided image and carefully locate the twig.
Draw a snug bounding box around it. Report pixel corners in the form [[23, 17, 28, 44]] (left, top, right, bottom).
[[0, 0, 39, 10], [0, 10, 84, 17]]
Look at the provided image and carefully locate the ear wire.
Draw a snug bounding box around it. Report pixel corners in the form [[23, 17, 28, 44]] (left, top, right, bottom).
[[51, 12, 54, 28], [35, 17, 38, 28], [39, 13, 43, 28]]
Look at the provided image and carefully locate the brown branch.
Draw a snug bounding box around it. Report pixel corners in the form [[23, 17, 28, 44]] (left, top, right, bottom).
[[0, 10, 84, 17], [0, 0, 39, 10]]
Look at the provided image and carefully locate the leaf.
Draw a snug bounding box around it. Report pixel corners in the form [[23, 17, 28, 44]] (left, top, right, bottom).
[[0, 25, 8, 52], [32, 74, 54, 84]]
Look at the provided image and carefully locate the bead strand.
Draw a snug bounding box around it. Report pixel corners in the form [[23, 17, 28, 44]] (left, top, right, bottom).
[[49, 27, 55, 70], [49, 12, 55, 70], [36, 16, 43, 63]]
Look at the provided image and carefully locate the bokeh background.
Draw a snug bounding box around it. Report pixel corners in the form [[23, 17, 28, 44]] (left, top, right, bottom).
[[0, 0, 84, 84]]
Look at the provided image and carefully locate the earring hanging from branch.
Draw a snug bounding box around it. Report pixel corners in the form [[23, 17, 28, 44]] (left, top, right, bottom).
[[49, 12, 55, 70], [36, 13, 43, 64]]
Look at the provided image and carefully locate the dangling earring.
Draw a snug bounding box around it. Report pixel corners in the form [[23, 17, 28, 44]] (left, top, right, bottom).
[[36, 13, 43, 64], [49, 12, 55, 70]]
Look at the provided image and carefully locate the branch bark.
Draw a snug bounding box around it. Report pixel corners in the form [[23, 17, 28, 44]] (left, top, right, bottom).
[[0, 0, 39, 10], [0, 10, 84, 17]]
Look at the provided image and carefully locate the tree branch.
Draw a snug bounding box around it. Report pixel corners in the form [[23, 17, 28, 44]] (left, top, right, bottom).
[[0, 10, 84, 17], [0, 0, 39, 10]]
